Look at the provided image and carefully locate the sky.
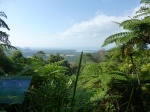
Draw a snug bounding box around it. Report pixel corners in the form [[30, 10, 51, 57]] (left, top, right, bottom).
[[0, 0, 141, 49]]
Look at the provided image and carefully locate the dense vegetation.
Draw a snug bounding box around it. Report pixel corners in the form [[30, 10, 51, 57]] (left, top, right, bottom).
[[0, 0, 150, 111]]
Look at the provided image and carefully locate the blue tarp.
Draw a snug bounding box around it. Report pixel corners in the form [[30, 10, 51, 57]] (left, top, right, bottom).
[[0, 76, 32, 104]]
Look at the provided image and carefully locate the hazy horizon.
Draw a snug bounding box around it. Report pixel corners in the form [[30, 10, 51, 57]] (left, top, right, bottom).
[[18, 46, 103, 51]]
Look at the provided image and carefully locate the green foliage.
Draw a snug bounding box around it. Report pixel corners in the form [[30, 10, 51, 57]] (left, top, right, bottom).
[[140, 0, 150, 4], [0, 48, 18, 75], [26, 62, 71, 112], [2, 1, 150, 112], [100, 1, 150, 111], [10, 50, 23, 62], [47, 53, 64, 63], [32, 51, 46, 61]]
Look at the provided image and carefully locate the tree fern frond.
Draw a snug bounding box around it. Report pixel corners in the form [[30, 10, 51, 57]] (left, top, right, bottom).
[[39, 62, 67, 76], [134, 12, 149, 18], [116, 33, 135, 45], [112, 21, 120, 25], [134, 7, 150, 18], [82, 78, 99, 89], [109, 71, 129, 79], [0, 44, 16, 49], [0, 31, 10, 44], [0, 18, 10, 30], [0, 12, 10, 30], [140, 0, 150, 4], [102, 32, 129, 47], [141, 79, 150, 84], [0, 12, 7, 18], [120, 19, 141, 30], [109, 71, 126, 76], [52, 60, 66, 66], [142, 15, 150, 23], [135, 6, 149, 14], [109, 78, 137, 88], [120, 19, 141, 27]]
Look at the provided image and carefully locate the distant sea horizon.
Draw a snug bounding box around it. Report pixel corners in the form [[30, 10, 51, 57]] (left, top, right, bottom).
[[19, 47, 105, 53]]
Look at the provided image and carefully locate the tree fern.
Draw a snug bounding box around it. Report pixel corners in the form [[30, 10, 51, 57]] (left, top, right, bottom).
[[102, 12, 150, 50]]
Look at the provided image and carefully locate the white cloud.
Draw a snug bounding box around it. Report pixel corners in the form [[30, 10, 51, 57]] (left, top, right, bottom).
[[51, 5, 142, 49], [52, 16, 126, 48]]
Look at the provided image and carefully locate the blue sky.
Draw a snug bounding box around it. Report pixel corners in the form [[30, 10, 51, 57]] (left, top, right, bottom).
[[0, 0, 140, 49]]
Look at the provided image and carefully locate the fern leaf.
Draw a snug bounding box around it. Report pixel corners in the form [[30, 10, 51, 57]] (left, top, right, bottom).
[[120, 19, 141, 30], [116, 32, 136, 45], [0, 18, 10, 30], [0, 44, 16, 49], [112, 21, 120, 25], [0, 12, 7, 18], [102, 32, 129, 47], [134, 8, 150, 18], [135, 6, 149, 14], [142, 16, 150, 23], [0, 31, 10, 44], [140, 0, 150, 4]]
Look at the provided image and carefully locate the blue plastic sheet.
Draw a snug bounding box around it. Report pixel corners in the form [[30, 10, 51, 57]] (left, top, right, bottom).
[[0, 76, 32, 104]]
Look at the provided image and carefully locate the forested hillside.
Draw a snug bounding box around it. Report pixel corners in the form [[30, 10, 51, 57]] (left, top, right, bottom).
[[0, 0, 150, 112]]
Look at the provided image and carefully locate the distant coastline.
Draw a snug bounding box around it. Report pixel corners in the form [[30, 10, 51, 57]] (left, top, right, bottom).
[[17, 47, 100, 53], [16, 47, 100, 59]]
